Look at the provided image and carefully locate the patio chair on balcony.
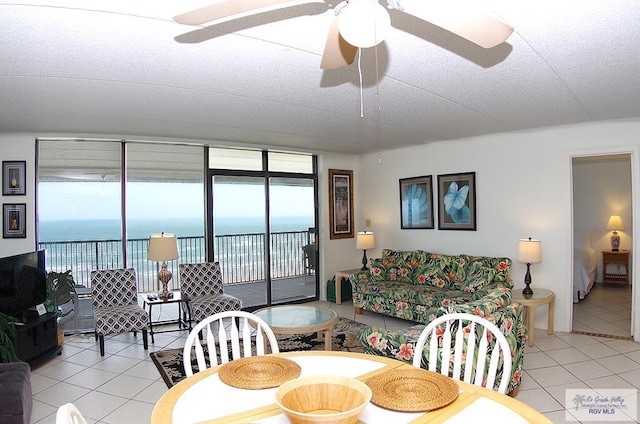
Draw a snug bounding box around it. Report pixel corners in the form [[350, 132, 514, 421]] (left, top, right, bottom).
[[302, 244, 315, 274], [179, 262, 242, 326], [90, 268, 149, 356]]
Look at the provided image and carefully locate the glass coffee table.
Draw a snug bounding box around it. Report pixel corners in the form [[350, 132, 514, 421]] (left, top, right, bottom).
[[254, 305, 339, 350]]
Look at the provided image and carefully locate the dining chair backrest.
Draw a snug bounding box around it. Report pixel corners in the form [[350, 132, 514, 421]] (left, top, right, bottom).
[[412, 312, 512, 394], [56, 402, 88, 424], [183, 310, 280, 377]]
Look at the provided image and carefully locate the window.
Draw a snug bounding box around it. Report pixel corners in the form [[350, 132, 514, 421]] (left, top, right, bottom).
[[37, 139, 205, 292]]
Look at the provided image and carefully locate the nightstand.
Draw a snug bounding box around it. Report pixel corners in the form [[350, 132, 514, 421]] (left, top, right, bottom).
[[602, 250, 630, 286]]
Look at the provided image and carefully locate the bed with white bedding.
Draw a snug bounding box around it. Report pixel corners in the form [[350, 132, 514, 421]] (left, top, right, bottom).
[[574, 232, 597, 303]]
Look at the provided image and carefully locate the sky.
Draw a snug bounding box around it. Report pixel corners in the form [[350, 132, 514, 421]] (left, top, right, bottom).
[[38, 182, 314, 221]]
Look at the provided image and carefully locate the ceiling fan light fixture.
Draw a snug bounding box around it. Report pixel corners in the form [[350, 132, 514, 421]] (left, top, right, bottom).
[[338, 0, 391, 48]]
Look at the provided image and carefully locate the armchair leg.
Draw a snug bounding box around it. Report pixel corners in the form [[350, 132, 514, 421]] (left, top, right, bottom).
[[99, 335, 105, 356], [142, 329, 148, 350]]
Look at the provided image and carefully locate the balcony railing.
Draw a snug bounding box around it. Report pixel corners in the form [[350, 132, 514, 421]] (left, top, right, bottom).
[[38, 231, 314, 293]]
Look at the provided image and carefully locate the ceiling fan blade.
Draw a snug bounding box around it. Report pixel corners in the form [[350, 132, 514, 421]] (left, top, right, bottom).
[[174, 0, 296, 25], [320, 16, 357, 70], [398, 0, 513, 48]]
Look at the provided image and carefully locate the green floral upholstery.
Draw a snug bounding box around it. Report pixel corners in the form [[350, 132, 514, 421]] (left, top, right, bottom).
[[358, 303, 527, 395], [351, 250, 513, 323], [350, 249, 527, 394]]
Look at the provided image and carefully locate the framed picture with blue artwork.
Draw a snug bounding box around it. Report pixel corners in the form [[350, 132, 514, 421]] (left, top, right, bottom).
[[399, 175, 434, 229], [437, 172, 476, 231]]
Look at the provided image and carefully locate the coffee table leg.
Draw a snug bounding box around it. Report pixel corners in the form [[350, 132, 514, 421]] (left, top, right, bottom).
[[324, 328, 333, 351]]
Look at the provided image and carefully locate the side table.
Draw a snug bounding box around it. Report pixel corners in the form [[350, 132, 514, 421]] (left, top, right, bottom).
[[512, 288, 555, 347], [143, 290, 191, 343], [602, 250, 630, 286], [333, 268, 362, 304]]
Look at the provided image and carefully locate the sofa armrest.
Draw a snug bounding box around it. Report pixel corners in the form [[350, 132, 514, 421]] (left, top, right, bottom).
[[349, 270, 371, 287]]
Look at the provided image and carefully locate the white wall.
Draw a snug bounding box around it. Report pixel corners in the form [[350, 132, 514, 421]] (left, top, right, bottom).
[[573, 156, 633, 281], [3, 119, 640, 332], [348, 118, 640, 333], [0, 134, 37, 258], [318, 153, 363, 299]]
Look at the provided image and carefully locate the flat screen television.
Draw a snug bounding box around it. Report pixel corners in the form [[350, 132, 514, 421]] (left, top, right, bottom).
[[0, 250, 47, 317]]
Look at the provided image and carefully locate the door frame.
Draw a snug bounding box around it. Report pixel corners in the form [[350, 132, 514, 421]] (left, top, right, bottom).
[[568, 146, 639, 340]]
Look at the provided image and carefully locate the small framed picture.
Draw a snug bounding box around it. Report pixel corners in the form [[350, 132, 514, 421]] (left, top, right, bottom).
[[437, 172, 477, 231], [2, 161, 26, 195], [399, 175, 434, 229], [328, 169, 354, 239], [3, 203, 26, 238]]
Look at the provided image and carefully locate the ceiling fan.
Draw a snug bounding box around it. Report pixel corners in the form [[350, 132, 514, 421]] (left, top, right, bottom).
[[174, 0, 514, 70]]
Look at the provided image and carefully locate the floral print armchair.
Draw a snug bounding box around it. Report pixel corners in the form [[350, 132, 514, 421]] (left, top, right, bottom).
[[358, 302, 527, 396], [350, 249, 527, 395]]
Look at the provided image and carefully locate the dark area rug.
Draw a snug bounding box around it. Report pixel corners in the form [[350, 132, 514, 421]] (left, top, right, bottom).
[[150, 317, 367, 388]]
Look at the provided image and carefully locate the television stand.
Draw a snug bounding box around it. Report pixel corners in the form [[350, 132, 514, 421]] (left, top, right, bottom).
[[13, 311, 61, 368]]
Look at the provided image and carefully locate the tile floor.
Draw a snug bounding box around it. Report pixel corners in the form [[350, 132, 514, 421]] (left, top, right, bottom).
[[573, 282, 632, 338], [30, 288, 639, 423]]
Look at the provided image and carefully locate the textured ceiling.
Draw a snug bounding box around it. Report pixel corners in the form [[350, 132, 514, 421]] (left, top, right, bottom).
[[1, 0, 639, 154]]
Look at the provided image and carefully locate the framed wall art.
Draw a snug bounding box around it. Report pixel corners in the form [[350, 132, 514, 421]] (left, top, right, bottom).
[[2, 161, 26, 195], [437, 172, 476, 231], [328, 169, 354, 239], [3, 203, 26, 238], [399, 175, 434, 229]]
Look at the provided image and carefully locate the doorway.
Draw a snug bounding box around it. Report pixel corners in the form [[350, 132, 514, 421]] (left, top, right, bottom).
[[571, 154, 633, 338]]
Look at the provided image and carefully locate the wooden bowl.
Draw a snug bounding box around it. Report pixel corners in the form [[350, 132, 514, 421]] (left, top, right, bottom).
[[275, 375, 372, 424]]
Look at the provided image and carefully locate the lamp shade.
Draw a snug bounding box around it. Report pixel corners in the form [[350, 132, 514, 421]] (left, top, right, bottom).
[[356, 231, 375, 250], [606, 215, 624, 231], [517, 237, 542, 264], [147, 233, 179, 261], [338, 0, 391, 48]]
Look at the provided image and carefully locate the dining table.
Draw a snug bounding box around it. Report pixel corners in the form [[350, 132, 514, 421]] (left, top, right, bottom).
[[151, 350, 551, 424]]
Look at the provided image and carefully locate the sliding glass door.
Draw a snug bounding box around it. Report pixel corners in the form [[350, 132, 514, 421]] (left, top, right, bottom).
[[209, 149, 318, 309], [212, 175, 268, 306], [269, 177, 316, 303]]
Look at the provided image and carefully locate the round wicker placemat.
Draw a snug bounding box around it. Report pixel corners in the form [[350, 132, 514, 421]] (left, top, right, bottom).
[[365, 368, 459, 412], [218, 356, 301, 390]]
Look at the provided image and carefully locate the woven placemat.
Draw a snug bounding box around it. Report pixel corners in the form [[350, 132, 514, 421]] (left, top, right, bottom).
[[218, 356, 301, 390], [366, 368, 459, 412]]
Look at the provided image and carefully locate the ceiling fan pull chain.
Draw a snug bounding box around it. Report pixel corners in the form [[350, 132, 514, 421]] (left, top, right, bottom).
[[374, 11, 383, 164], [358, 48, 364, 118]]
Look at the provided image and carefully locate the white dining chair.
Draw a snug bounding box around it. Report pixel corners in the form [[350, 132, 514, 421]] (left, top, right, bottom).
[[56, 402, 88, 424], [183, 310, 280, 377], [412, 312, 512, 394]]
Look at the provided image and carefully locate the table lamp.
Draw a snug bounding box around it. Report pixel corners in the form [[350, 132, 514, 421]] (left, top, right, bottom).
[[356, 231, 375, 270], [606, 215, 624, 251], [517, 237, 542, 299], [147, 232, 179, 300]]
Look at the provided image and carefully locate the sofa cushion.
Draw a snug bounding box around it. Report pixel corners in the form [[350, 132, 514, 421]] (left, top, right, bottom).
[[458, 255, 512, 292], [372, 250, 429, 284], [0, 362, 32, 424]]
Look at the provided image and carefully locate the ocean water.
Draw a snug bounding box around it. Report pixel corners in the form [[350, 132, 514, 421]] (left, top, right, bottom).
[[39, 216, 314, 242]]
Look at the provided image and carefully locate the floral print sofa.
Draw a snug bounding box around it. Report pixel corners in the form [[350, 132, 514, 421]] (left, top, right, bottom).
[[350, 249, 527, 395]]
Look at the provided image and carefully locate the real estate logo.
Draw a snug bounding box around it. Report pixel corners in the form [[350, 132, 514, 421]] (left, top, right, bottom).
[[566, 389, 637, 422]]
